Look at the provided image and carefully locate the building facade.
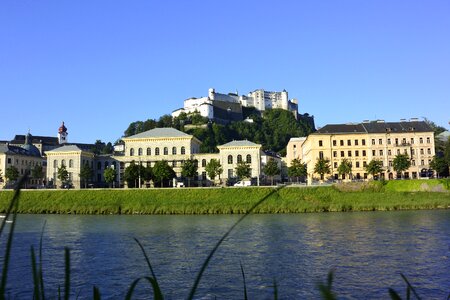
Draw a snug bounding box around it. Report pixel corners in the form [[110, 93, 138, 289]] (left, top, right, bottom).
[[287, 119, 435, 182]]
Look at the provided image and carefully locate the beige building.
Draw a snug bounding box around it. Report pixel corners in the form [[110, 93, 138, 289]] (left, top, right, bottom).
[[45, 145, 95, 189], [287, 119, 435, 183]]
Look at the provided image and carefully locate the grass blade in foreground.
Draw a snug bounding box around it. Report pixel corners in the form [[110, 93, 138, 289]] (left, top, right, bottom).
[[240, 262, 248, 300], [64, 247, 70, 300], [125, 277, 163, 300], [187, 186, 284, 300]]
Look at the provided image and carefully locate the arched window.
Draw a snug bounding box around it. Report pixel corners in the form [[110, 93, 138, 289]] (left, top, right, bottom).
[[172, 147, 177, 155], [97, 162, 102, 170], [155, 147, 160, 155], [138, 148, 143, 156], [61, 159, 66, 167], [147, 147, 151, 155], [202, 159, 206, 167], [194, 159, 198, 167], [69, 159, 73, 168], [173, 160, 177, 167], [164, 147, 168, 155], [130, 148, 134, 156], [246, 154, 252, 163], [228, 155, 233, 164], [181, 146, 185, 155], [105, 161, 109, 169], [419, 137, 423, 144], [54, 160, 58, 168], [237, 155, 242, 163]]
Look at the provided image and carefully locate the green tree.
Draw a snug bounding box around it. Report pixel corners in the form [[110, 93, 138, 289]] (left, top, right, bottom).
[[393, 153, 411, 178], [57, 165, 69, 187], [79, 163, 93, 188], [205, 159, 223, 183], [429, 155, 449, 178], [314, 157, 331, 181], [103, 167, 116, 188], [235, 161, 252, 180], [152, 160, 175, 187], [337, 158, 352, 180], [123, 161, 140, 188], [263, 158, 280, 185], [142, 165, 153, 184], [181, 159, 198, 187], [31, 164, 44, 183], [287, 158, 307, 182], [365, 159, 384, 180], [5, 166, 19, 183], [102, 142, 114, 154]]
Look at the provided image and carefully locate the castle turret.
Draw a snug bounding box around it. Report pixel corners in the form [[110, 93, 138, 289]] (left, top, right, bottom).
[[58, 121, 68, 144], [208, 88, 215, 100]]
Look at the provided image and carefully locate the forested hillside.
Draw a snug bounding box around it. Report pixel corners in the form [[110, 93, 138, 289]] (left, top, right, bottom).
[[123, 109, 315, 155]]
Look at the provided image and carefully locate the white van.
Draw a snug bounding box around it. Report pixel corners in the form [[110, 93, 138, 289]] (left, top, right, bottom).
[[234, 180, 251, 187]]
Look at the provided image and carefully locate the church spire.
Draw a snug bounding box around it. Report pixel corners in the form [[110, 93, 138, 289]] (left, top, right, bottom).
[[58, 121, 68, 144]]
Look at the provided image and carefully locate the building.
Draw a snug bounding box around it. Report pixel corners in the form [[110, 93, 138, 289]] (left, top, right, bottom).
[[287, 119, 436, 183], [172, 88, 300, 123], [0, 133, 45, 188]]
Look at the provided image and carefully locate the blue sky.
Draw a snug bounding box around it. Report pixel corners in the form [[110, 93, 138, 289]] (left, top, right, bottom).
[[1, 0, 449, 144]]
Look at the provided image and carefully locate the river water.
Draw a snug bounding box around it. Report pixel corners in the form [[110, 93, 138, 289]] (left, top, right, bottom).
[[1, 210, 449, 299]]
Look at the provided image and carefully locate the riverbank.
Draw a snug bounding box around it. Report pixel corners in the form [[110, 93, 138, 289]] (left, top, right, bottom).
[[1, 179, 449, 214]]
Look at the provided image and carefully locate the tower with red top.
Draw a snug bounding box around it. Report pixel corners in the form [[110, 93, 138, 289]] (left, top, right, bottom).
[[58, 121, 68, 144]]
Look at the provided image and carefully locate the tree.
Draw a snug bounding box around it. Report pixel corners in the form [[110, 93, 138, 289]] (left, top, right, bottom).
[[314, 157, 331, 181], [235, 161, 251, 180], [365, 159, 384, 180], [429, 155, 449, 178], [57, 165, 69, 187], [205, 159, 223, 183], [287, 158, 307, 182], [31, 164, 44, 183], [103, 167, 116, 188], [337, 158, 352, 180], [263, 158, 280, 185], [142, 165, 153, 185], [79, 163, 93, 188], [181, 159, 198, 187], [393, 153, 411, 178], [5, 166, 19, 183], [152, 160, 175, 187], [123, 161, 140, 188]]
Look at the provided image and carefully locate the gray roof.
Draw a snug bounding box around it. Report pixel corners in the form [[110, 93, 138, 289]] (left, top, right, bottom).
[[219, 140, 260, 147], [46, 145, 85, 153], [125, 127, 191, 139], [315, 121, 433, 135], [0, 144, 41, 157]]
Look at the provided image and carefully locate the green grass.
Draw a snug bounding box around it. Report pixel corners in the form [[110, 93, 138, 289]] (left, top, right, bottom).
[[0, 182, 449, 214]]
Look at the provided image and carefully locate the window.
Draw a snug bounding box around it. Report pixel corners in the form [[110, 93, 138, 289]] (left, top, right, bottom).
[[395, 138, 399, 145], [319, 151, 324, 159], [202, 171, 207, 180], [246, 154, 252, 163], [388, 150, 391, 156], [411, 149, 415, 155], [147, 148, 151, 155], [333, 151, 337, 157], [202, 159, 206, 167], [397, 149, 400, 155], [356, 162, 360, 168], [419, 137, 423, 144], [319, 140, 323, 147], [228, 155, 233, 164], [69, 159, 73, 168], [420, 149, 424, 154], [347, 140, 351, 146], [138, 148, 142, 156], [348, 150, 352, 157], [54, 160, 58, 168], [333, 162, 338, 168], [387, 138, 391, 145], [372, 139, 375, 145], [379, 139, 382, 145], [372, 150, 376, 156], [105, 161, 109, 168], [379, 150, 383, 156], [411, 138, 414, 144], [181, 147, 185, 155], [427, 148, 431, 154], [237, 155, 242, 163], [362, 139, 366, 146], [340, 140, 344, 146], [333, 140, 337, 146], [389, 161, 393, 167], [355, 150, 359, 157], [341, 151, 345, 157], [97, 162, 101, 170], [362, 150, 366, 157], [412, 160, 415, 166], [130, 148, 134, 156], [355, 140, 358, 146], [421, 160, 424, 165], [228, 169, 233, 177], [61, 159, 66, 167], [155, 147, 160, 155], [426, 137, 430, 144], [402, 138, 406, 144], [363, 161, 367, 167], [164, 147, 168, 155], [173, 161, 177, 167], [172, 147, 176, 155]]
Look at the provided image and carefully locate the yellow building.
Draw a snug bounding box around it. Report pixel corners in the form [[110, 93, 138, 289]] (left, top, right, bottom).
[[287, 120, 435, 183]]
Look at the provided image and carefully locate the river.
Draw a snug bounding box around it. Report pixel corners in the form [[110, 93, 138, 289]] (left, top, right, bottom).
[[2, 210, 449, 299]]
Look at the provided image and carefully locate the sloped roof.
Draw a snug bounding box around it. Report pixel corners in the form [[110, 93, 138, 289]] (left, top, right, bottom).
[[46, 145, 85, 153], [315, 124, 367, 134], [0, 144, 41, 157], [314, 121, 432, 134], [219, 140, 260, 147], [11, 135, 59, 145], [125, 127, 191, 139]]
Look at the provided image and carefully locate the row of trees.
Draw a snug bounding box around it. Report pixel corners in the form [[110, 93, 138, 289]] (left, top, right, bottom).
[[0, 165, 44, 186]]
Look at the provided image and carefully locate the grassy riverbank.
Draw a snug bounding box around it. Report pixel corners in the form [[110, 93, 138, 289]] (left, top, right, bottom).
[[0, 179, 449, 214]]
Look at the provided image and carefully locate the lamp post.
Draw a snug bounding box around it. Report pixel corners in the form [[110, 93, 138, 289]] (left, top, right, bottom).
[[138, 158, 141, 189]]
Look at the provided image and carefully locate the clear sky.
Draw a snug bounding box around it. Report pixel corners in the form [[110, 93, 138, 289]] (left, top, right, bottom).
[[1, 0, 449, 144]]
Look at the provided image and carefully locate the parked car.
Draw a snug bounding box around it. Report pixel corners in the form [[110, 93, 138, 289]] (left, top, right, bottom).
[[234, 180, 251, 187]]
